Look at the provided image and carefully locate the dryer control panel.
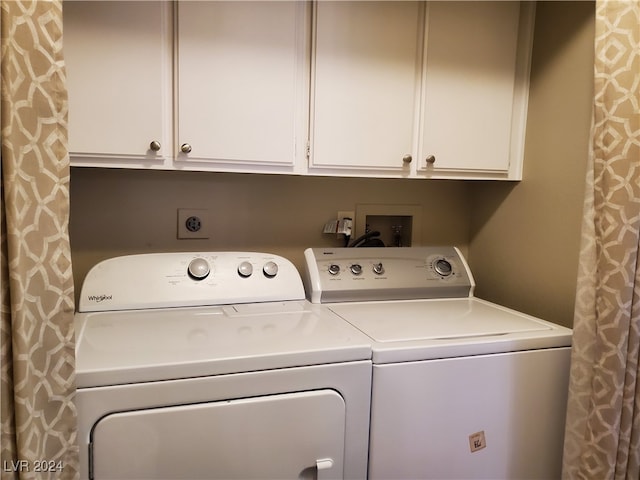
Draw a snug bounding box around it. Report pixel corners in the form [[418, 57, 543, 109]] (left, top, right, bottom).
[[304, 247, 475, 303], [79, 252, 305, 312]]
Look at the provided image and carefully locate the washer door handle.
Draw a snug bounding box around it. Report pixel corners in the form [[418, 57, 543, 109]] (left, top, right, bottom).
[[316, 458, 334, 479]]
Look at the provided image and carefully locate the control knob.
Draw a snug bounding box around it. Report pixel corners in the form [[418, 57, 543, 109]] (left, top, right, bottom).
[[328, 264, 341, 276], [373, 263, 385, 275], [263, 261, 278, 278], [188, 258, 210, 280], [350, 264, 363, 276], [434, 258, 453, 277], [238, 261, 253, 278]]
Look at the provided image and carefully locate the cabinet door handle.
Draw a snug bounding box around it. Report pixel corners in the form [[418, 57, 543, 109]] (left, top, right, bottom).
[[149, 140, 161, 152], [425, 154, 436, 166], [402, 154, 412, 164], [180, 143, 192, 154]]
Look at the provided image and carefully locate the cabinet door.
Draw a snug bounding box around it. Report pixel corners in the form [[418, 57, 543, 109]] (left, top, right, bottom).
[[419, 2, 532, 179], [176, 1, 308, 172], [64, 1, 172, 165], [310, 1, 422, 174]]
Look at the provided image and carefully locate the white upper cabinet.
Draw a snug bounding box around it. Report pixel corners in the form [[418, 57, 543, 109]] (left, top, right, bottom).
[[309, 1, 534, 179], [310, 1, 422, 175], [64, 1, 173, 166], [64, 1, 534, 180], [418, 2, 534, 179], [175, 1, 309, 172]]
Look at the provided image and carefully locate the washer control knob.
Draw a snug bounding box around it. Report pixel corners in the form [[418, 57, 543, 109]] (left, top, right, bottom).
[[350, 264, 363, 276], [263, 261, 278, 278], [434, 258, 453, 277], [373, 263, 385, 275], [238, 261, 253, 278], [328, 264, 341, 276], [188, 258, 210, 280]]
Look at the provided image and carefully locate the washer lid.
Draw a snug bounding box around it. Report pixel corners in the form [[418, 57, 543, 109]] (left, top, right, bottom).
[[330, 298, 551, 341], [329, 298, 572, 363], [75, 301, 371, 388]]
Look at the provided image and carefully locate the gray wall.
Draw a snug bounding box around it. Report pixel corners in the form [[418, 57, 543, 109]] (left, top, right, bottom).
[[468, 1, 595, 327]]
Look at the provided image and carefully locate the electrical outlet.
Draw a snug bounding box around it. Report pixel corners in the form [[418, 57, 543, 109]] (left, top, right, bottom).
[[177, 208, 210, 239], [337, 210, 355, 237]]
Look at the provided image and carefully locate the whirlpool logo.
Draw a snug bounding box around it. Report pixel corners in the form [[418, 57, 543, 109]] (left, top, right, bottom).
[[87, 294, 113, 303]]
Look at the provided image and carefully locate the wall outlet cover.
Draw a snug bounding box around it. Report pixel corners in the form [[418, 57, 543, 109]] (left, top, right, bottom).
[[177, 208, 210, 239]]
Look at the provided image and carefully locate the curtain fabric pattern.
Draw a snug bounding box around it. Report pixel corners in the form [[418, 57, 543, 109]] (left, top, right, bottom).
[[1, 1, 78, 478], [563, 1, 640, 479]]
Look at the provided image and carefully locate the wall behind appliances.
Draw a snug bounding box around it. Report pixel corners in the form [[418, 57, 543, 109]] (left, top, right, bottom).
[[69, 168, 469, 303], [468, 1, 595, 328]]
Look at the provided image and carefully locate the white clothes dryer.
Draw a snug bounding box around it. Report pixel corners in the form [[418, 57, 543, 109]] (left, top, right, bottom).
[[75, 252, 372, 480], [304, 247, 572, 480]]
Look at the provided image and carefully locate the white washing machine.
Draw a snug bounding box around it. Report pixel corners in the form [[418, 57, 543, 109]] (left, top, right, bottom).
[[304, 247, 572, 480], [74, 252, 372, 480]]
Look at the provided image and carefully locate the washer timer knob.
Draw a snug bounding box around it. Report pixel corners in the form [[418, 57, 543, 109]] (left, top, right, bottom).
[[188, 258, 210, 280], [434, 258, 453, 277]]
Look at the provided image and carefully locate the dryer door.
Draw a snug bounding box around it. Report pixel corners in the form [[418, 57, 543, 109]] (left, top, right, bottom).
[[90, 390, 345, 479]]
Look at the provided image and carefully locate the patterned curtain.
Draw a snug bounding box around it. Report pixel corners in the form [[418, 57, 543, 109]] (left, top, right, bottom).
[[1, 1, 78, 479], [563, 1, 640, 479]]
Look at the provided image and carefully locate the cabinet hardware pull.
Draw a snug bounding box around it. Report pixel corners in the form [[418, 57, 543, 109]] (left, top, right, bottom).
[[181, 143, 192, 154]]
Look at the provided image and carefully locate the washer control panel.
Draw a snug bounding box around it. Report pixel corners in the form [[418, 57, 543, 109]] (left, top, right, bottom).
[[304, 247, 475, 303], [79, 252, 304, 312]]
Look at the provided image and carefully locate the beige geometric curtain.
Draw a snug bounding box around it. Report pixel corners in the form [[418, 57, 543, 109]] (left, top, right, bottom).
[[563, 1, 640, 479], [1, 1, 78, 478]]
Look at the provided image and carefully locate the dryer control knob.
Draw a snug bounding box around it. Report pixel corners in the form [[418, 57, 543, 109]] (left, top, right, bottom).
[[263, 261, 278, 278], [188, 258, 210, 280], [238, 261, 253, 278]]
